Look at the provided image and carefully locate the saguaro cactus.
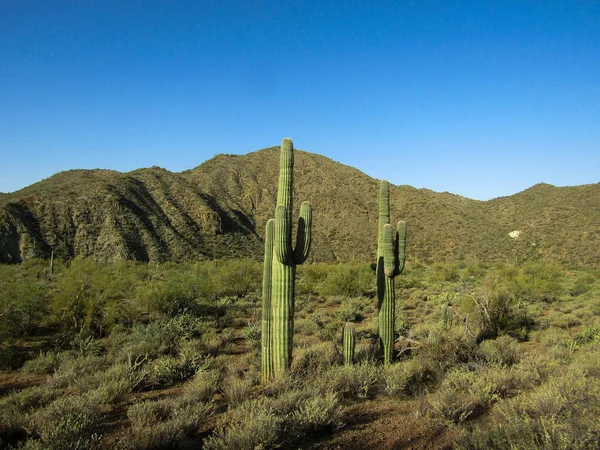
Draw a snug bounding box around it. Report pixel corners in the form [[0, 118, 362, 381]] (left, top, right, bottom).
[[262, 138, 312, 380], [376, 180, 407, 365], [261, 219, 275, 383], [343, 323, 356, 366]]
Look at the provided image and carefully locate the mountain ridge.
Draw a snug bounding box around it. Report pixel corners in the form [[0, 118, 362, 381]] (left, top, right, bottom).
[[1, 146, 599, 266]]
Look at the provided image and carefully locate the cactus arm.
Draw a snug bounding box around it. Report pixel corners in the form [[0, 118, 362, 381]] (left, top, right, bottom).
[[395, 221, 407, 275], [275, 205, 293, 265], [261, 219, 275, 383], [377, 180, 390, 260], [293, 202, 312, 264], [383, 224, 396, 278], [277, 138, 294, 221]]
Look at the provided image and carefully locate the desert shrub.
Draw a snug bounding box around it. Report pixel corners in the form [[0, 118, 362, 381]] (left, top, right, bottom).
[[427, 363, 531, 426], [292, 343, 337, 377], [29, 394, 103, 450], [88, 360, 150, 403], [0, 341, 24, 370], [51, 259, 145, 334], [206, 384, 343, 450], [291, 391, 343, 434], [0, 276, 47, 339], [123, 395, 215, 449], [162, 314, 208, 341], [296, 264, 329, 295], [181, 370, 218, 403], [459, 269, 533, 340], [241, 320, 260, 347], [204, 397, 282, 450], [479, 335, 522, 367], [69, 334, 102, 357], [0, 385, 57, 447], [428, 263, 461, 283], [219, 327, 237, 347], [456, 367, 600, 449], [134, 274, 202, 318], [518, 261, 564, 302], [317, 362, 380, 400], [22, 351, 61, 375], [382, 357, 432, 396], [414, 326, 481, 371], [294, 317, 320, 336], [336, 297, 365, 322], [150, 352, 209, 387], [427, 384, 482, 425], [569, 280, 591, 297], [49, 354, 110, 389], [107, 320, 180, 362], [212, 258, 261, 298], [295, 295, 317, 314], [222, 373, 255, 406], [316, 264, 373, 297]]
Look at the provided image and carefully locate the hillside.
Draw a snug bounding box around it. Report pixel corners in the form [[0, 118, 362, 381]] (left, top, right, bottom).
[[1, 146, 599, 266]]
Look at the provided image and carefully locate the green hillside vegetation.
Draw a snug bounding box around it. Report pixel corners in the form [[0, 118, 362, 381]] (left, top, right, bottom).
[[1, 146, 599, 266], [1, 259, 600, 449]]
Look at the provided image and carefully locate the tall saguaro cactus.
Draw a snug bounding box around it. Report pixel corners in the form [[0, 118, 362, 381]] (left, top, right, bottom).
[[262, 138, 313, 380], [376, 180, 407, 365]]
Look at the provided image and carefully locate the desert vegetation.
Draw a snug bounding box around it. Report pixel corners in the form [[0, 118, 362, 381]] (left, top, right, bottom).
[[1, 141, 599, 449], [1, 257, 599, 448]]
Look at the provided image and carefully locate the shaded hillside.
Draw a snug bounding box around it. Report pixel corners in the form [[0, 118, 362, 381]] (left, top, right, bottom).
[[0, 168, 262, 263], [1, 147, 599, 266]]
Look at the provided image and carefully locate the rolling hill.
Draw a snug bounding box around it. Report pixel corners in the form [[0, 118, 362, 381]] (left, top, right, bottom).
[[1, 146, 599, 266]]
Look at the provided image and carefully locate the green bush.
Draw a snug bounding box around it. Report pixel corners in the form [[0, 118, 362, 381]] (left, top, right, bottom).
[[22, 351, 61, 375], [315, 264, 373, 297], [123, 395, 215, 449], [29, 395, 103, 450], [456, 367, 600, 449], [479, 335, 522, 367], [0, 342, 24, 370], [222, 373, 255, 406], [0, 276, 47, 339], [204, 398, 282, 450], [292, 391, 343, 434], [336, 297, 365, 322], [382, 358, 431, 396]]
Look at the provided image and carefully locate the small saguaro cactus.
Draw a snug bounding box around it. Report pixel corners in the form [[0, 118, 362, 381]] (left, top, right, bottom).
[[376, 180, 407, 365], [50, 250, 54, 276], [441, 303, 454, 331], [262, 138, 313, 381], [343, 323, 356, 366]]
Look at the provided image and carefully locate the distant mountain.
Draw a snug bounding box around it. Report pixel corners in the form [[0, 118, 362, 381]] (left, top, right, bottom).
[[1, 147, 599, 266]]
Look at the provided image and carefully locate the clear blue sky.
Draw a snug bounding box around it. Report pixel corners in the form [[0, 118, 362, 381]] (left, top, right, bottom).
[[1, 1, 599, 200]]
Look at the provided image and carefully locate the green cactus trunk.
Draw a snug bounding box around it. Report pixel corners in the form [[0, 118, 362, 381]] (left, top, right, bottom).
[[376, 180, 407, 365], [50, 250, 54, 276], [343, 323, 356, 366], [263, 138, 312, 380], [261, 219, 275, 383]]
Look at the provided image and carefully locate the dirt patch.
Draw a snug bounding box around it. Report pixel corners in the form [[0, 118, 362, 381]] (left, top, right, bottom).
[[0, 371, 48, 396], [309, 398, 459, 450]]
